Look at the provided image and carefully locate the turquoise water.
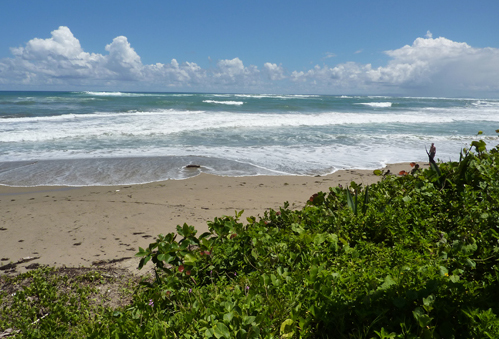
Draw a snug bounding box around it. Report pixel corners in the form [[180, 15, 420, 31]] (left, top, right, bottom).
[[1, 91, 498, 186]]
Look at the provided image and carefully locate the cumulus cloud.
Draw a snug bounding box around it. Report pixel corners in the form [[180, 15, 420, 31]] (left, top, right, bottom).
[[211, 57, 261, 87], [263, 62, 285, 81], [291, 35, 499, 96], [104, 36, 142, 80], [374, 35, 499, 94], [1, 26, 499, 96]]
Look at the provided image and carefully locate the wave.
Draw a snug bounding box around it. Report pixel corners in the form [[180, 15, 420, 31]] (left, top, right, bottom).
[[471, 100, 499, 107], [4, 109, 498, 144], [207, 94, 320, 100], [233, 94, 320, 99], [0, 109, 205, 123], [84, 91, 125, 96], [203, 100, 244, 106], [82, 91, 171, 98], [356, 102, 393, 108]]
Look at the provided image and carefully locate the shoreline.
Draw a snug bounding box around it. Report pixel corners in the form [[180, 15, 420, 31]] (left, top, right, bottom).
[[0, 162, 425, 275]]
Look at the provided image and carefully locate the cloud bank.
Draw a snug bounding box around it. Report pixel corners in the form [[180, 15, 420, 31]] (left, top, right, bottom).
[[1, 26, 499, 97]]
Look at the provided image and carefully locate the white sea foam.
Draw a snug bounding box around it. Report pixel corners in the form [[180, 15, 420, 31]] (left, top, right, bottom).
[[203, 100, 244, 105], [3, 108, 497, 144], [84, 91, 124, 96], [471, 100, 499, 107], [82, 91, 171, 97], [233, 94, 320, 99], [0, 136, 474, 186], [356, 102, 393, 108]]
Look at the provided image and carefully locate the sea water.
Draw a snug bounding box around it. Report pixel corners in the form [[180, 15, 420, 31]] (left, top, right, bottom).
[[1, 91, 498, 186]]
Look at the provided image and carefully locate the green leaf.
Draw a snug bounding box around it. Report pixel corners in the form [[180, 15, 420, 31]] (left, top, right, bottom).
[[373, 169, 383, 176], [309, 265, 319, 283], [280, 319, 295, 338], [439, 266, 448, 276], [213, 322, 231, 339], [465, 258, 476, 269], [379, 275, 396, 290], [242, 316, 256, 326], [135, 247, 147, 257], [251, 248, 259, 259], [346, 189, 356, 215], [314, 233, 327, 246], [270, 274, 279, 286], [223, 312, 234, 324], [291, 223, 305, 234], [412, 307, 433, 328], [429, 161, 441, 177], [362, 186, 369, 214], [138, 255, 151, 269], [204, 328, 214, 338], [183, 253, 198, 264]]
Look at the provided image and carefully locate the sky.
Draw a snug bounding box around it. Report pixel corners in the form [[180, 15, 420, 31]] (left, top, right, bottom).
[[1, 0, 498, 97]]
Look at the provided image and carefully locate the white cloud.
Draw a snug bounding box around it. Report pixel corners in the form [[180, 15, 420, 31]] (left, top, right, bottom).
[[263, 62, 285, 81], [104, 36, 142, 80], [324, 52, 336, 59], [375, 36, 499, 94], [11, 26, 84, 60], [212, 57, 260, 86], [1, 26, 499, 97], [291, 35, 499, 96]]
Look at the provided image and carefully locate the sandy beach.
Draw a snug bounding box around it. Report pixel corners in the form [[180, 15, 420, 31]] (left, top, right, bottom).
[[0, 163, 422, 274]]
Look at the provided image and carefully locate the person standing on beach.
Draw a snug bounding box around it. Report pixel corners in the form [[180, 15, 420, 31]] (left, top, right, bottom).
[[428, 143, 436, 164]]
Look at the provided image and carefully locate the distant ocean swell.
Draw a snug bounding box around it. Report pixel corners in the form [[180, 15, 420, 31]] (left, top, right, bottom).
[[0, 91, 498, 186]]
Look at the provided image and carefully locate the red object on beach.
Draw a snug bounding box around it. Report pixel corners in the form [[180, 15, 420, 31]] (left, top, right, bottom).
[[399, 170, 408, 175], [410, 162, 416, 167]]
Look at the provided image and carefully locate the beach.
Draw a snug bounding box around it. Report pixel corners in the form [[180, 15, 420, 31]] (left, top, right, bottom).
[[0, 163, 419, 274]]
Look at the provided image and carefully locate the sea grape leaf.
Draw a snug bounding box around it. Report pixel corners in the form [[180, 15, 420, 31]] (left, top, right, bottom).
[[223, 312, 234, 324], [213, 322, 230, 339]]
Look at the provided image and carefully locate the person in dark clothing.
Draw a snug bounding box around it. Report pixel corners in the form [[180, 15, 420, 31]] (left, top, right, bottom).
[[427, 143, 436, 164]]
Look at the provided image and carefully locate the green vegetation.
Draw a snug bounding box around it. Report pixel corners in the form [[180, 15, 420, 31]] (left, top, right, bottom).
[[2, 136, 499, 338]]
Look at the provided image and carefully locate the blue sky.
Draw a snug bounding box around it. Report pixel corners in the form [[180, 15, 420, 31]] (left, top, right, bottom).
[[1, 0, 498, 97]]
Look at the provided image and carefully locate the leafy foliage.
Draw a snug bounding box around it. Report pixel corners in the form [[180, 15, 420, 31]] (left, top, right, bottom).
[[2, 136, 499, 338]]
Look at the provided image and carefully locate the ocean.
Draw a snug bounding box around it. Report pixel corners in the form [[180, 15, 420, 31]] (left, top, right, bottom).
[[1, 91, 498, 186]]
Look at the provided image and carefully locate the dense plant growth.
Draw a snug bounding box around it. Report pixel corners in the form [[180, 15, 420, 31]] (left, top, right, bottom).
[[1, 136, 499, 338]]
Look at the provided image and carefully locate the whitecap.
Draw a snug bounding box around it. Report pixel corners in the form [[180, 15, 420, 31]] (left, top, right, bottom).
[[203, 100, 244, 106], [356, 102, 393, 108]]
